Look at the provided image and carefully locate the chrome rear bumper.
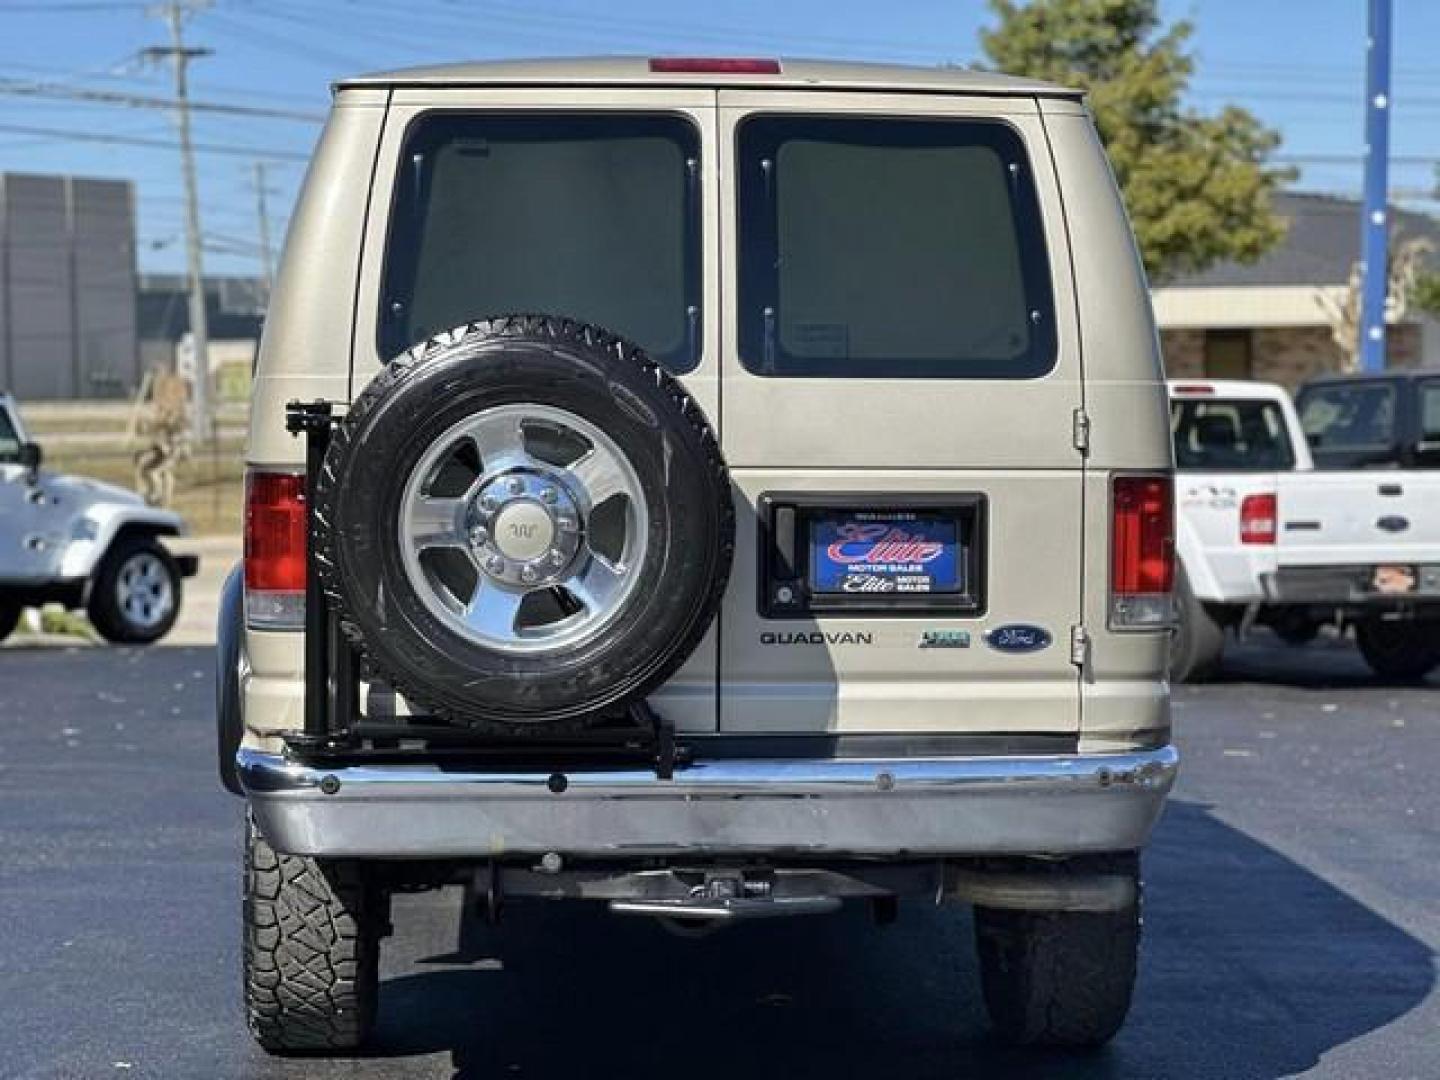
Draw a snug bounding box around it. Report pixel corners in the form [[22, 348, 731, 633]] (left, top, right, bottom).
[[239, 745, 1178, 860]]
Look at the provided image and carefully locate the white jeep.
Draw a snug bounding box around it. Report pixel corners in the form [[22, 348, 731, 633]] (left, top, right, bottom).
[[0, 392, 196, 644], [218, 57, 1177, 1054]]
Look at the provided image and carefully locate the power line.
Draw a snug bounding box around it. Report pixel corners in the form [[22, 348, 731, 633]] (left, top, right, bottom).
[[0, 2, 145, 10], [0, 121, 309, 159], [0, 58, 324, 107], [202, 9, 382, 70], [0, 78, 323, 121]]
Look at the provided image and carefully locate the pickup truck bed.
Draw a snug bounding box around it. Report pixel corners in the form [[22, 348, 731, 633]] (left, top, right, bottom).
[[1170, 376, 1440, 681]]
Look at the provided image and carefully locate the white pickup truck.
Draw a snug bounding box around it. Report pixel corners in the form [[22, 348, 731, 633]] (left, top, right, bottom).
[[1170, 373, 1440, 681]]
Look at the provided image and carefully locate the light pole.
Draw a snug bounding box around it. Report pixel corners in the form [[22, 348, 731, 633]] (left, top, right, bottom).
[[1358, 0, 1392, 373]]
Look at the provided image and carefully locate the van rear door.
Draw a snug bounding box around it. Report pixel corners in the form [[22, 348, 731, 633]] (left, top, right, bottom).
[[714, 91, 1084, 737]]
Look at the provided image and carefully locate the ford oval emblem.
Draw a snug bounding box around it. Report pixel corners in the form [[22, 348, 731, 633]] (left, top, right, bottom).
[[1377, 515, 1410, 533], [985, 624, 1053, 654]]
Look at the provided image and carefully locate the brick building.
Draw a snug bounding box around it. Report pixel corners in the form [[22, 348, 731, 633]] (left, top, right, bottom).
[[1153, 192, 1440, 387]]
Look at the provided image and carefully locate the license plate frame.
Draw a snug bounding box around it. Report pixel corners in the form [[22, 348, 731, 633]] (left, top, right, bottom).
[[757, 493, 986, 618]]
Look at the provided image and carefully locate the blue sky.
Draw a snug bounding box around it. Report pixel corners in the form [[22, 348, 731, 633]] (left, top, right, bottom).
[[1, 0, 1435, 276]]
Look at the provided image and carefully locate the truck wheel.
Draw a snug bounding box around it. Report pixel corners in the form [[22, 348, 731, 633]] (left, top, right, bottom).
[[87, 536, 182, 644], [974, 857, 1141, 1047], [243, 812, 381, 1053], [313, 316, 734, 731], [1169, 566, 1224, 683], [1355, 621, 1440, 681], [0, 601, 21, 643]]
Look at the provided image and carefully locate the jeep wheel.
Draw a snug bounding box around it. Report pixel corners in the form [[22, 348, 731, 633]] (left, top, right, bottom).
[[1355, 620, 1440, 681], [243, 812, 381, 1053], [1169, 565, 1223, 683], [0, 600, 21, 643], [314, 316, 734, 730], [87, 536, 182, 644], [974, 856, 1141, 1047]]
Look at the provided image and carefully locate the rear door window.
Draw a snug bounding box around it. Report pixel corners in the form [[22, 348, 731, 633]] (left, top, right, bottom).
[[1171, 399, 1295, 470], [1296, 381, 1399, 468], [1419, 380, 1440, 443], [736, 115, 1055, 379], [381, 113, 701, 371]]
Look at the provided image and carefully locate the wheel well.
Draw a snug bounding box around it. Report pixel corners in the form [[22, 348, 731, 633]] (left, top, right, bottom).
[[85, 522, 181, 605], [103, 522, 180, 564]]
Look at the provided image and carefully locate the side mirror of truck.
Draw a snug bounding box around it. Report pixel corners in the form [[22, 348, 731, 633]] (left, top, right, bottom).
[[18, 440, 42, 480]]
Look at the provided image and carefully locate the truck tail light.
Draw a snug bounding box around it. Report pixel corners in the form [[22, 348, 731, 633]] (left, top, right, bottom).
[[1240, 491, 1277, 545], [1111, 473, 1175, 629], [245, 470, 307, 629]]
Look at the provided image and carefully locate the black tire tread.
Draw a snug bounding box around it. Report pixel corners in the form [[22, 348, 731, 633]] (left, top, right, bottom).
[[974, 856, 1141, 1047], [312, 315, 735, 732], [0, 600, 20, 643], [1170, 564, 1224, 684], [1355, 620, 1440, 681], [243, 813, 379, 1053]]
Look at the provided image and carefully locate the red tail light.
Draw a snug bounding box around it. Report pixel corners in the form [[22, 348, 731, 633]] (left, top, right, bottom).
[[649, 57, 781, 75], [244, 470, 307, 628], [1240, 491, 1277, 545], [1111, 474, 1175, 628]]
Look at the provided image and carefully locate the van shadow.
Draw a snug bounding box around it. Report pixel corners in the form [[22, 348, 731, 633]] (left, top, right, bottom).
[[368, 800, 1433, 1080]]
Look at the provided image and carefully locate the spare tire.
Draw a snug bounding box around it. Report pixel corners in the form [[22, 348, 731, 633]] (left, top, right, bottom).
[[314, 316, 734, 730]]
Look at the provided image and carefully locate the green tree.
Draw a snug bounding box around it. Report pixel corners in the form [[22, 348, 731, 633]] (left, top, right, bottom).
[[982, 0, 1292, 283], [1414, 272, 1440, 319]]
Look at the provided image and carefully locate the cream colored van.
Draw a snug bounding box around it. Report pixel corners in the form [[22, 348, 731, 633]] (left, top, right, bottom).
[[219, 57, 1177, 1054]]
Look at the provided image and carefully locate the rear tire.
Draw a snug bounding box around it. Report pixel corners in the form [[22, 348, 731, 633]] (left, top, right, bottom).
[[0, 601, 21, 643], [1169, 566, 1224, 683], [1355, 620, 1440, 681], [243, 813, 382, 1054], [974, 856, 1141, 1047], [87, 536, 182, 644]]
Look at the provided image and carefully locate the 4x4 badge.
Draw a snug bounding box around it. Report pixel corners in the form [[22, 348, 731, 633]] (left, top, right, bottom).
[[985, 624, 1053, 653], [919, 630, 971, 649]]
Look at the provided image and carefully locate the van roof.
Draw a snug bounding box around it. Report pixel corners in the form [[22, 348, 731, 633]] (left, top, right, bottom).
[[337, 56, 1080, 99]]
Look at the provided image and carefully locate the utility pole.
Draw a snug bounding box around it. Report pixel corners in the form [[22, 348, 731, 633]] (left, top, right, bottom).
[[1359, 0, 1392, 373], [144, 0, 213, 439], [251, 160, 276, 299]]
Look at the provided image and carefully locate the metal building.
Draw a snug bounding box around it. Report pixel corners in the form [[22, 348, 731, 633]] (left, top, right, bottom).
[[0, 172, 139, 400]]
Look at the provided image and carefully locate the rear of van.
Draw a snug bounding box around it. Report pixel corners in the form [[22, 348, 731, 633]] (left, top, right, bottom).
[[227, 58, 1176, 1054]]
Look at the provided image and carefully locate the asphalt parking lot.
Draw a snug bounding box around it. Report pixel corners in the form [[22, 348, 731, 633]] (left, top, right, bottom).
[[0, 637, 1436, 1080]]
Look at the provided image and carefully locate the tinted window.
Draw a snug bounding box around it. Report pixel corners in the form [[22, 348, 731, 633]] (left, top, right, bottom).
[[0, 408, 20, 464], [1171, 399, 1295, 470], [1296, 382, 1398, 468], [737, 116, 1055, 378], [1420, 381, 1440, 442], [382, 113, 701, 371]]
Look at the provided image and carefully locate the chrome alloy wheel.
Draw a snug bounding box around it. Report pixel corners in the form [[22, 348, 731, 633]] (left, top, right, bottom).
[[115, 552, 175, 631], [398, 404, 649, 654]]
